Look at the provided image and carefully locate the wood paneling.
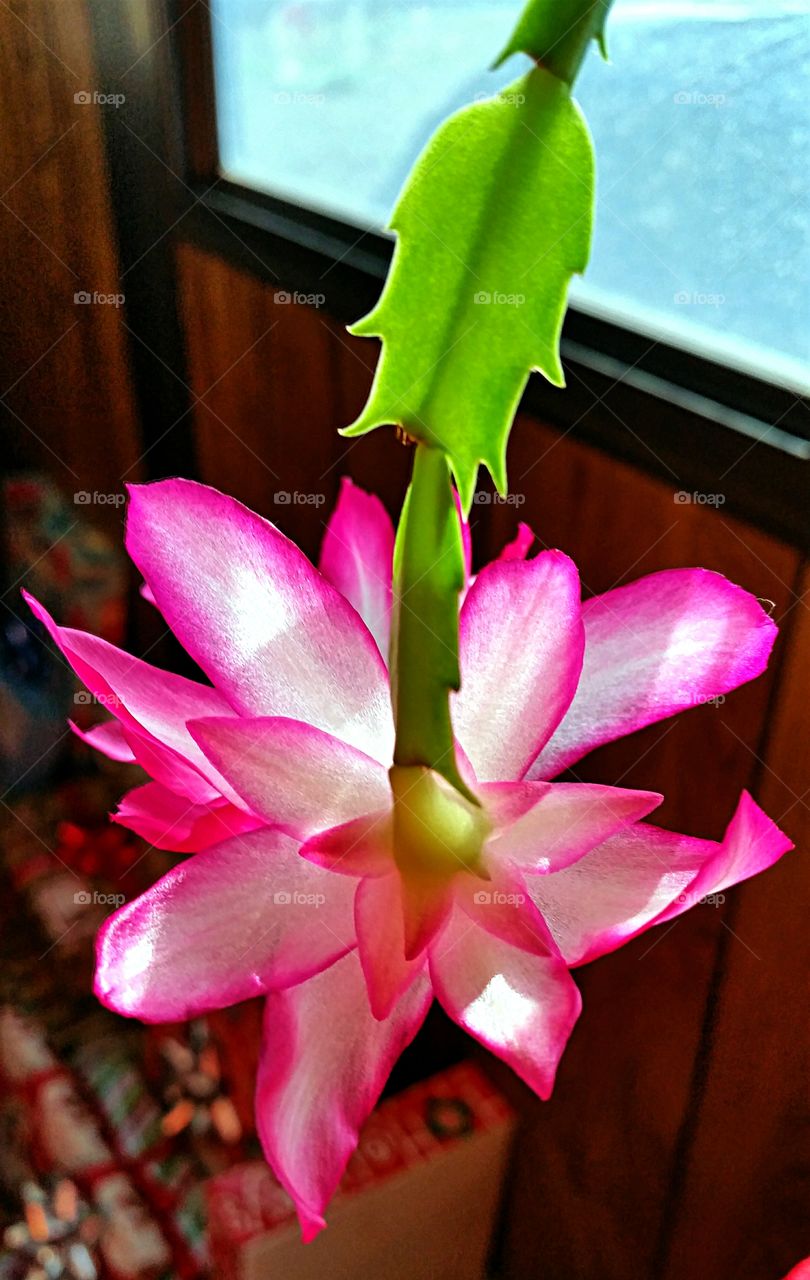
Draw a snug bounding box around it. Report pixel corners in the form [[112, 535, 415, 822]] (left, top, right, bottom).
[[0, 0, 140, 533]]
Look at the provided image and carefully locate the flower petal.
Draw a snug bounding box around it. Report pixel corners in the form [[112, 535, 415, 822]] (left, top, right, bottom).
[[528, 568, 778, 779], [113, 782, 263, 853], [653, 790, 793, 925], [255, 951, 432, 1240], [69, 718, 136, 763], [300, 809, 393, 877], [94, 828, 355, 1022], [528, 791, 792, 966], [497, 522, 534, 561], [189, 716, 389, 838], [482, 781, 662, 874], [126, 479, 393, 760], [319, 477, 394, 659], [453, 552, 584, 781], [355, 873, 424, 1019], [24, 592, 242, 806], [430, 908, 581, 1098]]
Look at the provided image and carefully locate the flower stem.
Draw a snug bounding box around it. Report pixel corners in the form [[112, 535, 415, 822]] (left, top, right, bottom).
[[390, 443, 475, 803]]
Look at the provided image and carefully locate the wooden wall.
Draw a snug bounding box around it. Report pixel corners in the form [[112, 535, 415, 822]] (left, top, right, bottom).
[[0, 0, 141, 536], [173, 242, 809, 1280]]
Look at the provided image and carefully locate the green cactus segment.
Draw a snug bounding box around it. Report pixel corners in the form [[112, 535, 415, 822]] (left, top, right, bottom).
[[343, 69, 595, 514], [493, 0, 612, 83]]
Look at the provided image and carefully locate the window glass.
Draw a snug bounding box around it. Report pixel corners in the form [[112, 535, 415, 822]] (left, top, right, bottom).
[[212, 0, 810, 388]]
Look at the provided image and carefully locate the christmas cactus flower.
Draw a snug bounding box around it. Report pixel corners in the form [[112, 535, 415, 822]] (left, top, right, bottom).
[[23, 0, 797, 1246], [25, 476, 791, 1239]]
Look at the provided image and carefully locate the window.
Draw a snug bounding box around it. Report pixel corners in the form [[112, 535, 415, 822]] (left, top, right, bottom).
[[210, 0, 810, 392]]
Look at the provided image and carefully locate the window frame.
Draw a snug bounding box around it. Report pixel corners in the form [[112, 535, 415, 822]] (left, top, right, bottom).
[[96, 0, 810, 547]]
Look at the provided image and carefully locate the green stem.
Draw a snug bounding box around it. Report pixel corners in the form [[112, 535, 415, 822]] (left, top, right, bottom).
[[493, 0, 615, 85], [390, 443, 475, 803]]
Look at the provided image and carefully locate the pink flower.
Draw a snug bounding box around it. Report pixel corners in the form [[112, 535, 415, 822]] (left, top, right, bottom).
[[26, 477, 791, 1240]]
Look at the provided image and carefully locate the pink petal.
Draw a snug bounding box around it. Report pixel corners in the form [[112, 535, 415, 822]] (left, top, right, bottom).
[[454, 868, 557, 956], [429, 908, 581, 1098], [528, 568, 778, 779], [69, 718, 136, 763], [300, 809, 393, 878], [118, 725, 224, 806], [255, 951, 432, 1240], [482, 781, 662, 874], [453, 488, 473, 582], [528, 791, 792, 967], [496, 522, 534, 561], [354, 873, 423, 1019], [24, 592, 243, 806], [126, 480, 394, 760], [113, 782, 263, 853], [653, 790, 793, 924], [453, 552, 584, 782], [94, 828, 355, 1022], [400, 873, 454, 962], [318, 477, 394, 659], [189, 716, 389, 837]]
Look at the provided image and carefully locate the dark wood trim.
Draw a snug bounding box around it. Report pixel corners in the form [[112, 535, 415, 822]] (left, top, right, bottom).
[[86, 0, 198, 481], [170, 0, 219, 182]]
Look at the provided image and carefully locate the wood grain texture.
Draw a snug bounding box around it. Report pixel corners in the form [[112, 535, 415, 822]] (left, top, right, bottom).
[[175, 242, 346, 559], [0, 0, 140, 532]]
